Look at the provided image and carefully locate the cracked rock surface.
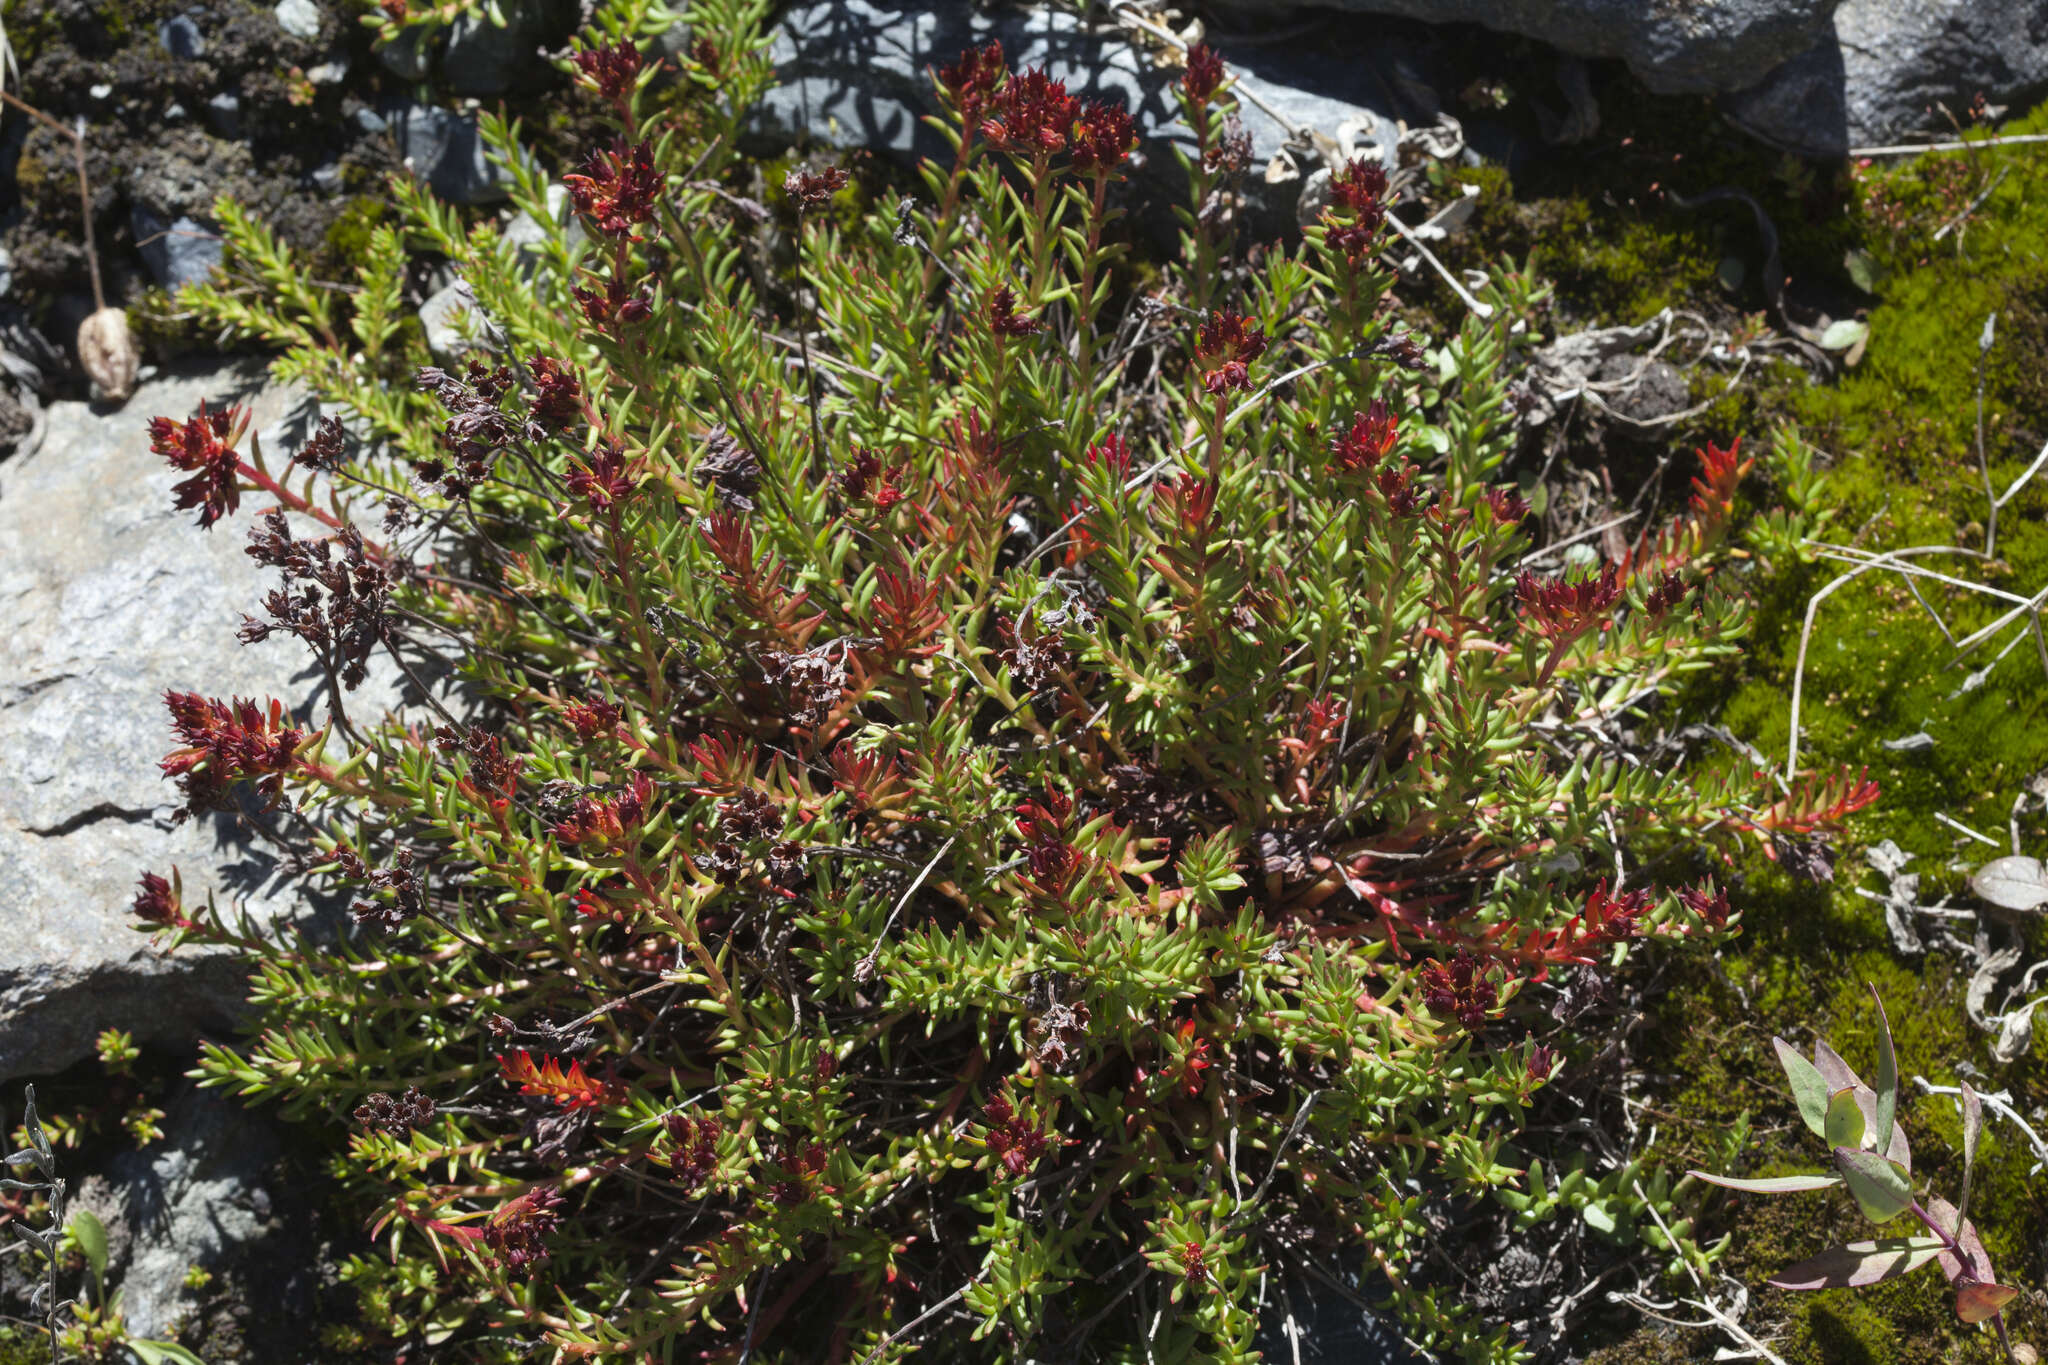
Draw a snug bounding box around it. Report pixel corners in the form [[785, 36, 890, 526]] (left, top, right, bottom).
[[0, 365, 356, 1079]]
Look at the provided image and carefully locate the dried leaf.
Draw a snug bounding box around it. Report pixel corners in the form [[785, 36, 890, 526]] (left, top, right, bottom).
[[1956, 1281, 2019, 1324], [1689, 1171, 1840, 1194], [1958, 1081, 1983, 1226], [1971, 855, 2048, 912]]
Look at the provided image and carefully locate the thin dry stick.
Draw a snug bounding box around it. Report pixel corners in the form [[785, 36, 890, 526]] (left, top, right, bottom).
[[0, 91, 103, 312], [1850, 132, 2048, 157], [1975, 313, 1999, 555]]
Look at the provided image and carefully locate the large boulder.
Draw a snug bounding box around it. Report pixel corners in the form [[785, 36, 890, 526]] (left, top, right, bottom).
[[0, 366, 381, 1079], [756, 1, 1412, 239], [1727, 0, 2048, 156], [1201, 0, 1839, 96]]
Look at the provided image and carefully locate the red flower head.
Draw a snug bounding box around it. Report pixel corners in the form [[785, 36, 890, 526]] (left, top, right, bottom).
[[565, 441, 638, 511], [499, 1051, 614, 1110], [986, 285, 1040, 339], [132, 869, 196, 931], [1577, 879, 1655, 945], [1174, 1018, 1213, 1097], [561, 696, 621, 741], [159, 692, 307, 818], [1483, 485, 1531, 523], [1527, 1043, 1558, 1082], [552, 771, 657, 847], [1322, 157, 1389, 263], [571, 40, 642, 107], [573, 272, 653, 330], [1515, 563, 1624, 642], [1420, 949, 1497, 1029], [981, 1086, 1053, 1178], [662, 1113, 722, 1193], [839, 449, 906, 510], [1070, 99, 1136, 175], [149, 401, 252, 528], [980, 66, 1080, 159], [783, 165, 849, 211], [1192, 310, 1266, 395], [564, 139, 663, 240], [1328, 400, 1399, 474], [1677, 883, 1731, 928], [527, 357, 584, 434], [935, 40, 1007, 128], [483, 1185, 566, 1271], [1181, 42, 1227, 107], [1180, 1242, 1210, 1285], [1085, 431, 1133, 481]]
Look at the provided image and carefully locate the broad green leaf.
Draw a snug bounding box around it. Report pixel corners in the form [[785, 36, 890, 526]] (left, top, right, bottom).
[[1819, 318, 1869, 351], [67, 1207, 109, 1298], [1581, 1202, 1617, 1234], [1870, 986, 1897, 1159], [1834, 1147, 1912, 1223], [1688, 1171, 1840, 1194], [1773, 1037, 1831, 1138], [127, 1342, 209, 1365], [1843, 247, 1884, 293], [1825, 1087, 1865, 1150], [1956, 1281, 2020, 1324], [1769, 1236, 1944, 1290]]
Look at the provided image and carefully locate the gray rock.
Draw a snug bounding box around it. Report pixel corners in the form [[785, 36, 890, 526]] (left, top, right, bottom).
[[0, 246, 11, 300], [158, 13, 204, 60], [1727, 0, 2048, 156], [204, 91, 240, 139], [273, 0, 323, 42], [759, 1, 1405, 239], [76, 1085, 302, 1340], [419, 278, 489, 363], [443, 0, 569, 96], [132, 208, 223, 293], [0, 367, 385, 1079], [1204, 0, 1836, 96], [309, 162, 345, 194], [379, 25, 440, 82], [501, 182, 585, 275], [354, 105, 389, 135], [386, 102, 511, 204], [307, 55, 350, 85]]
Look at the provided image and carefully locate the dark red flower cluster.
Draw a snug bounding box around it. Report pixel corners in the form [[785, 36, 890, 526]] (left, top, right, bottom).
[[239, 511, 394, 690], [436, 724, 524, 814], [1192, 310, 1266, 395], [936, 40, 1006, 127], [980, 67, 1078, 158], [561, 696, 621, 741], [662, 1113, 721, 1193], [1483, 485, 1530, 523], [565, 442, 638, 511], [571, 39, 642, 108], [132, 870, 196, 931], [335, 844, 425, 931], [1515, 563, 1623, 642], [1179, 1241, 1210, 1285], [839, 449, 906, 510], [829, 744, 910, 813], [572, 271, 653, 329], [1322, 157, 1389, 263], [528, 356, 585, 434], [354, 1087, 436, 1136], [564, 139, 663, 240], [416, 361, 525, 498], [1070, 100, 1136, 175], [1527, 1044, 1558, 1082], [1016, 784, 1084, 906], [1328, 400, 1399, 474], [1677, 883, 1731, 928], [1575, 879, 1654, 944], [1421, 949, 1497, 1029], [1181, 42, 1227, 107], [551, 771, 656, 847], [982, 1089, 1052, 1177], [149, 401, 251, 528], [783, 165, 849, 211], [773, 1143, 828, 1204], [1085, 431, 1133, 481], [1155, 473, 1218, 546], [483, 1184, 566, 1271], [160, 691, 307, 818], [1643, 569, 1692, 620], [986, 286, 1039, 339]]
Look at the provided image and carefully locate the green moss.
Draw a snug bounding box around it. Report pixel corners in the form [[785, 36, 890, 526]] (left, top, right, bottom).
[[320, 196, 389, 275]]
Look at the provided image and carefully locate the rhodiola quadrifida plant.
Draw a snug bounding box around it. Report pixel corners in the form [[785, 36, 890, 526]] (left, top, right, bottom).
[[136, 1, 1882, 1358], [1691, 987, 2024, 1358]]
